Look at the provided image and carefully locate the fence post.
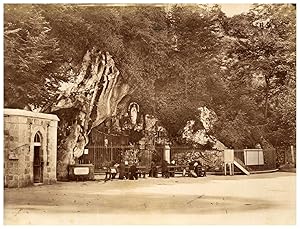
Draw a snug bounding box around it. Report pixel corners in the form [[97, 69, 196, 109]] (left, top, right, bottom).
[[163, 144, 171, 163], [93, 147, 95, 167], [291, 145, 295, 165]]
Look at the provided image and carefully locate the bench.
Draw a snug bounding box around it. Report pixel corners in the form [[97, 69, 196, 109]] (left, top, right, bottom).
[[167, 165, 189, 177], [100, 165, 148, 181], [124, 166, 147, 179]]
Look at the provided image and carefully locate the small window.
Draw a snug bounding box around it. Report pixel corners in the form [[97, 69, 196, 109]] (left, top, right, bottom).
[[34, 133, 41, 142], [34, 132, 42, 146]]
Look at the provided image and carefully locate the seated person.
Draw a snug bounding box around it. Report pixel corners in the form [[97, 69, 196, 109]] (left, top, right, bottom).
[[104, 161, 118, 181], [129, 164, 138, 180], [195, 161, 206, 177], [104, 165, 111, 182], [111, 162, 118, 179], [188, 160, 198, 178]]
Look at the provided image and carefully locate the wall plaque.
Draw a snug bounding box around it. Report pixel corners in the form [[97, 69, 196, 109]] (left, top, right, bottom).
[[8, 151, 18, 160], [74, 167, 89, 175]]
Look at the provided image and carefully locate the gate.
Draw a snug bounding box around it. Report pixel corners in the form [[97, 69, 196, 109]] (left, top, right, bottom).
[[78, 128, 132, 172], [79, 145, 136, 172]]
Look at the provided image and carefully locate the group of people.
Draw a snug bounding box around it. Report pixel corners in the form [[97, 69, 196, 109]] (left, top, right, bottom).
[[104, 161, 139, 182], [185, 160, 206, 178], [104, 158, 206, 181], [150, 159, 207, 178], [149, 159, 175, 178]]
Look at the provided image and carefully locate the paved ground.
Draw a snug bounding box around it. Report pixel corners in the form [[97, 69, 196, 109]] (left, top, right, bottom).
[[4, 172, 296, 225]]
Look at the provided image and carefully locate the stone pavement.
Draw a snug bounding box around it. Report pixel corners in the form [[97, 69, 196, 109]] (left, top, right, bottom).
[[3, 172, 296, 225]]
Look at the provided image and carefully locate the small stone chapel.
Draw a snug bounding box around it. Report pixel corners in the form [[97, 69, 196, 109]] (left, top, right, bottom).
[[4, 109, 59, 188]]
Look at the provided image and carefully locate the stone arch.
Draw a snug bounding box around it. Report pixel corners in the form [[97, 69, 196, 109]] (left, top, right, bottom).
[[34, 131, 42, 145]]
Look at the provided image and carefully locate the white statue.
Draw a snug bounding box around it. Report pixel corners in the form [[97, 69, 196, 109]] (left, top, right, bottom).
[[128, 102, 139, 125]]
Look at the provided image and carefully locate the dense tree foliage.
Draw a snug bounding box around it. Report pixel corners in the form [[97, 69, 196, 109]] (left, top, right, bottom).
[[4, 5, 64, 108], [154, 5, 227, 136], [4, 4, 296, 149], [215, 4, 296, 148]]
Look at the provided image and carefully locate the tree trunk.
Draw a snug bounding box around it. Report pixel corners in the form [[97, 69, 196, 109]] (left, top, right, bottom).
[[49, 48, 130, 180]]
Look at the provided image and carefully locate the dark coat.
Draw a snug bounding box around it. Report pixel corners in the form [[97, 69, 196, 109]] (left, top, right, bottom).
[[161, 160, 169, 172], [119, 162, 125, 178], [129, 165, 137, 174]]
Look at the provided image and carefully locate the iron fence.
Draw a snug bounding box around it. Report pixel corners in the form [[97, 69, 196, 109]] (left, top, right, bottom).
[[276, 146, 296, 167], [79, 144, 281, 173], [170, 147, 278, 172], [79, 145, 135, 171]]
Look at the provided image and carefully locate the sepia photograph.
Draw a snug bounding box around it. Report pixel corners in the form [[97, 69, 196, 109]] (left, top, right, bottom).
[[2, 0, 297, 225]]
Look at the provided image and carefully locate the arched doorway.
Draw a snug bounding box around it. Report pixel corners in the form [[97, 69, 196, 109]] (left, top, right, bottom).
[[33, 132, 43, 183]]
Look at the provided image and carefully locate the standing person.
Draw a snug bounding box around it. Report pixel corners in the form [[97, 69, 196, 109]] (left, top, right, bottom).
[[149, 161, 154, 177], [149, 161, 158, 178], [161, 160, 170, 178], [118, 161, 126, 180], [129, 163, 138, 180], [169, 160, 176, 177], [124, 161, 129, 179]]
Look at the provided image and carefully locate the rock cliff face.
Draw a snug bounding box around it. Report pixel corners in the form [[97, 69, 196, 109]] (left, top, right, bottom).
[[177, 107, 227, 171], [181, 106, 227, 150], [49, 48, 130, 180]]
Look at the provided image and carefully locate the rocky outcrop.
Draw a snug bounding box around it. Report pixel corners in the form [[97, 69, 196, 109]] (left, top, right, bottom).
[[181, 106, 227, 150], [174, 150, 224, 172], [49, 48, 130, 180]]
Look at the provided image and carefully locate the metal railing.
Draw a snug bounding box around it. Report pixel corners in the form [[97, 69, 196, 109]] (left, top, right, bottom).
[[79, 144, 279, 174], [79, 145, 135, 171], [170, 147, 278, 172]]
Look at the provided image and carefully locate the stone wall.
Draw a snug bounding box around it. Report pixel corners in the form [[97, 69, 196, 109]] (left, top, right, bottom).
[[4, 109, 59, 188]]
